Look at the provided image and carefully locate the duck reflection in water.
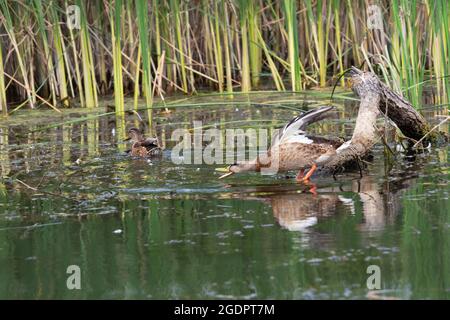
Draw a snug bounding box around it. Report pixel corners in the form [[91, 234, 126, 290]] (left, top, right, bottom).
[[270, 192, 340, 231], [236, 174, 413, 233]]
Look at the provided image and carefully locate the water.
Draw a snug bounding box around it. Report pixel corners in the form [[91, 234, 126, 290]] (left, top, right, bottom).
[[0, 92, 448, 299]]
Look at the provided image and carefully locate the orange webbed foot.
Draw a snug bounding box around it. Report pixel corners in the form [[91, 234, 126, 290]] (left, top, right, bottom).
[[301, 163, 317, 182]]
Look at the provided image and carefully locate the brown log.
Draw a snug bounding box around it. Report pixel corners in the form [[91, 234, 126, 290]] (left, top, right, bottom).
[[349, 68, 436, 143], [322, 90, 380, 172], [322, 67, 440, 173]]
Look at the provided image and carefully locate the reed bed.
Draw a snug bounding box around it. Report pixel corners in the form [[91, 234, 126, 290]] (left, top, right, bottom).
[[0, 0, 449, 119]]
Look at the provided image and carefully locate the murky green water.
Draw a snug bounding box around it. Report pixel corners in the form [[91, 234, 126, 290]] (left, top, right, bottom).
[[0, 92, 448, 299]]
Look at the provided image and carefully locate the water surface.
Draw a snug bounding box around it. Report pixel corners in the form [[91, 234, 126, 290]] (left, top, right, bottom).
[[0, 92, 448, 299]]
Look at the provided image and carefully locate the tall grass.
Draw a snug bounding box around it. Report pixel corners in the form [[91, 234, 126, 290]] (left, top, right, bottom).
[[136, 0, 153, 127], [390, 0, 426, 107], [238, 0, 251, 92], [76, 0, 97, 108], [110, 0, 124, 115], [0, 0, 449, 119], [428, 0, 450, 104], [0, 42, 6, 115], [283, 0, 302, 91]]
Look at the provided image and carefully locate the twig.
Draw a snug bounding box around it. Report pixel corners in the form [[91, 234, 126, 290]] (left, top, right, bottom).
[[3, 72, 61, 113], [14, 178, 81, 203], [413, 116, 449, 149], [16, 179, 38, 191], [131, 110, 143, 123]]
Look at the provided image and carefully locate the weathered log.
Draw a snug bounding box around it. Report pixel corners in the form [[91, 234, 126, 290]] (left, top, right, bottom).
[[322, 90, 380, 172], [322, 67, 441, 173], [349, 67, 437, 143]]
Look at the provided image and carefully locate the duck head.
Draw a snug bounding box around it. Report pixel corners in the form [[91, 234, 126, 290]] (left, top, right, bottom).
[[125, 127, 144, 142], [218, 161, 258, 179]]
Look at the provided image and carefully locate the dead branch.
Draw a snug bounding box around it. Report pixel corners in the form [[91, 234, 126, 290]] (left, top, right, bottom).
[[322, 67, 444, 173]]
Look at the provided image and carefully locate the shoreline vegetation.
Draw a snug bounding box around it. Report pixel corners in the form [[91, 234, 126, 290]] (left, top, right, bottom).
[[0, 0, 449, 121]]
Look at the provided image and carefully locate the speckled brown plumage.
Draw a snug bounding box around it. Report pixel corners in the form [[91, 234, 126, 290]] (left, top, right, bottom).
[[245, 140, 339, 173], [127, 128, 161, 158], [219, 106, 343, 182]]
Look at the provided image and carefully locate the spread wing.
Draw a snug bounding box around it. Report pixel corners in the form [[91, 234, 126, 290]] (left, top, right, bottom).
[[271, 105, 334, 147]]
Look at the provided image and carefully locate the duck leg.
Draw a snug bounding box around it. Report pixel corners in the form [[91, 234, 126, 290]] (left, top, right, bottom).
[[302, 163, 317, 182], [295, 169, 305, 181]]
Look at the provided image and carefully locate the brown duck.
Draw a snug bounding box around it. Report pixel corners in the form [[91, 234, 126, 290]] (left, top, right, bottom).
[[125, 128, 161, 157], [219, 106, 343, 182]]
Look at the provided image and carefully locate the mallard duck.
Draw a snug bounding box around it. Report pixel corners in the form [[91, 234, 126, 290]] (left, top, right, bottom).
[[219, 106, 343, 182], [125, 127, 161, 157]]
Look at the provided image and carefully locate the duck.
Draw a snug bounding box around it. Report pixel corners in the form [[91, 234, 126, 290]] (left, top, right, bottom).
[[219, 106, 343, 182], [125, 127, 161, 157]]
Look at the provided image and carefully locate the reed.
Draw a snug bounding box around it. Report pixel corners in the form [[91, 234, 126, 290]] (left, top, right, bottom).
[[390, 0, 426, 107], [1, 0, 36, 108], [136, 0, 153, 126], [110, 0, 124, 115], [247, 0, 261, 87], [238, 0, 251, 92], [0, 42, 6, 116], [283, 0, 302, 91], [76, 0, 97, 108], [305, 0, 331, 87], [222, 0, 233, 94], [210, 1, 224, 92], [333, 0, 344, 86], [427, 0, 450, 104], [170, 0, 188, 92], [0, 0, 448, 117], [34, 0, 59, 105]]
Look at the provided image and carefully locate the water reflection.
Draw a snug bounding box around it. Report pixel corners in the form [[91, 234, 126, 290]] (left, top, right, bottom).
[[233, 175, 390, 234], [257, 160, 440, 234], [271, 193, 339, 231]]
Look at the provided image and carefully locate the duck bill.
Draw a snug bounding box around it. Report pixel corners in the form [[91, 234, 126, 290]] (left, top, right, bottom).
[[218, 171, 234, 179]]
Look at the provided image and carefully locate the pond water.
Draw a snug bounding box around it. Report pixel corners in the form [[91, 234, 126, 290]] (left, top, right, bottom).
[[0, 92, 448, 299]]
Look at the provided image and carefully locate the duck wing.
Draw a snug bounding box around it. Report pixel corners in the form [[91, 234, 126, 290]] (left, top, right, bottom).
[[138, 137, 160, 150], [280, 134, 344, 153], [296, 134, 344, 149], [271, 105, 334, 147]]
